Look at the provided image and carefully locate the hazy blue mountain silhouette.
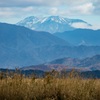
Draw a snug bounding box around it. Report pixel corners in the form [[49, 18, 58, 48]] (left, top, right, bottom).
[[54, 29, 100, 46], [0, 23, 69, 68]]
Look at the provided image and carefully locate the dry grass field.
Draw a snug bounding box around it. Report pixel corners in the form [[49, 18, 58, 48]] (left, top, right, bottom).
[[0, 70, 100, 100]]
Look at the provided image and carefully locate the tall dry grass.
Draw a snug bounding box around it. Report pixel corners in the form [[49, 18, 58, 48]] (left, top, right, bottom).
[[0, 70, 100, 100]]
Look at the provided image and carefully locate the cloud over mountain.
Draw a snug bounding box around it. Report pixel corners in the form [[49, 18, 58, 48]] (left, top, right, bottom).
[[0, 0, 100, 15], [0, 0, 100, 29]]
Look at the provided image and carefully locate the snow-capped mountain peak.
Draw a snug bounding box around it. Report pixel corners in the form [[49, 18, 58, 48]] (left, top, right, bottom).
[[17, 16, 92, 33], [40, 16, 70, 24], [17, 16, 39, 28]]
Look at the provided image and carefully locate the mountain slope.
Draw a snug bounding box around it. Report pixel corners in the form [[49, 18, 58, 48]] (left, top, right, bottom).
[[54, 29, 100, 46], [47, 55, 100, 71], [1, 23, 100, 68], [21, 55, 100, 71], [0, 23, 69, 47], [0, 23, 70, 68], [22, 55, 100, 71], [17, 16, 91, 33]]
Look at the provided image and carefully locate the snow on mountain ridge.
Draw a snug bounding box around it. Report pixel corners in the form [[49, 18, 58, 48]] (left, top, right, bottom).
[[18, 16, 38, 24], [17, 16, 92, 33]]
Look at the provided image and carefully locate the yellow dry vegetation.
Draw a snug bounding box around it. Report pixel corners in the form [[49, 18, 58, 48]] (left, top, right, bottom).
[[0, 71, 100, 100]]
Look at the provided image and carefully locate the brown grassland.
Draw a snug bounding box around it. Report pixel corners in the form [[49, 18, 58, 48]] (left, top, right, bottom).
[[0, 70, 100, 100]]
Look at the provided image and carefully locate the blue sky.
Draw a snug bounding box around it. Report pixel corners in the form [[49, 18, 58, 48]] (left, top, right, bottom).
[[0, 0, 100, 29]]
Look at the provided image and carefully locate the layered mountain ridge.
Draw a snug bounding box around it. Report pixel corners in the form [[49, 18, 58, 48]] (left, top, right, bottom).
[[0, 22, 100, 69], [0, 22, 69, 68]]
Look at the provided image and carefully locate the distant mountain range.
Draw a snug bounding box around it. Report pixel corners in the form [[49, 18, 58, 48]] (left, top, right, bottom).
[[0, 22, 100, 68], [0, 23, 69, 68], [54, 29, 100, 46], [22, 55, 100, 71], [48, 55, 100, 71], [17, 16, 91, 33]]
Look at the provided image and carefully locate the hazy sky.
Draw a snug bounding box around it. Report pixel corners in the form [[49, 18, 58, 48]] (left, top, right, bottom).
[[0, 0, 100, 29]]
